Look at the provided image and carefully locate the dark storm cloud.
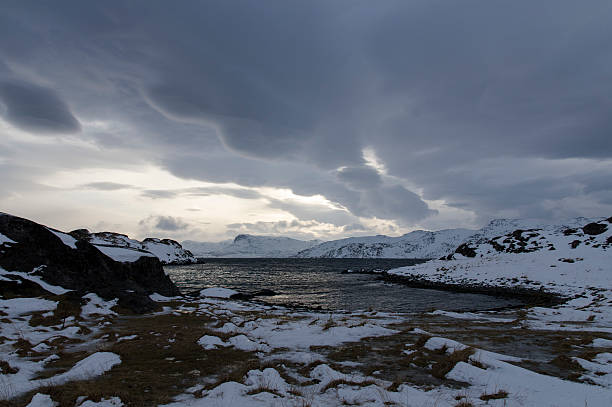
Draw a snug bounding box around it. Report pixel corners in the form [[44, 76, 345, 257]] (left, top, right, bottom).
[[1, 0, 612, 227], [336, 167, 382, 191], [0, 80, 81, 134]]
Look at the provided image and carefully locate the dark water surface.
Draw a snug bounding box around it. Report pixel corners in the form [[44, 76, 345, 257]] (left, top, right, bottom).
[[165, 258, 523, 313]]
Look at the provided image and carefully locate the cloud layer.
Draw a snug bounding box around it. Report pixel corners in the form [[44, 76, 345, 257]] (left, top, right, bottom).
[[1, 1, 611, 239]]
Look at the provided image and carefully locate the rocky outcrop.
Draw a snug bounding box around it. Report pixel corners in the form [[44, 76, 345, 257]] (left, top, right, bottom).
[[70, 230, 195, 264], [0, 213, 180, 313], [446, 217, 612, 260]]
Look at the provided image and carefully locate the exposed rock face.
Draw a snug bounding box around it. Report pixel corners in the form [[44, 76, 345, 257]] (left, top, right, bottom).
[[0, 213, 180, 313], [446, 217, 612, 260], [582, 222, 608, 236]]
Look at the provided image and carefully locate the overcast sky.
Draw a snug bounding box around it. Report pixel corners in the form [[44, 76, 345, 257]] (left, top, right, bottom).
[[1, 1, 611, 242]]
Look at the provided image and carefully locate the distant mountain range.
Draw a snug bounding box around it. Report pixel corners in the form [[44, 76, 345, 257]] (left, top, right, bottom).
[[184, 217, 602, 259], [182, 234, 322, 258]]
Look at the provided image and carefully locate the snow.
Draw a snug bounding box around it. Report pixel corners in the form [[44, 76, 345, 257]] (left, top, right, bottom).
[[88, 231, 195, 264], [197, 335, 228, 350], [0, 232, 16, 244], [296, 216, 606, 259], [26, 394, 57, 407], [149, 292, 180, 301], [77, 398, 124, 407], [81, 293, 118, 317], [46, 228, 78, 249], [297, 228, 476, 258], [0, 266, 71, 294], [200, 287, 239, 298], [0, 352, 121, 400], [0, 297, 57, 316], [591, 338, 612, 347], [117, 334, 138, 342], [94, 245, 156, 262], [384, 217, 612, 331], [57, 352, 121, 382]]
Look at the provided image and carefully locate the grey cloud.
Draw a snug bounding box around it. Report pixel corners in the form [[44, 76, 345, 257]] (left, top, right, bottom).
[[343, 223, 367, 232], [140, 215, 189, 231], [140, 186, 263, 201], [1, 1, 611, 231], [0, 80, 81, 134], [141, 190, 178, 199], [336, 166, 382, 191], [81, 182, 135, 191]]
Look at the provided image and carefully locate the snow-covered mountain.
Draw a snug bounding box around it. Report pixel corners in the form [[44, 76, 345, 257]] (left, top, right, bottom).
[[183, 234, 322, 258], [295, 217, 605, 259], [295, 229, 475, 259], [70, 229, 195, 264]]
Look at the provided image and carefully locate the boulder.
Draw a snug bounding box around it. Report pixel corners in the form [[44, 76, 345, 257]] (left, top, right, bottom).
[[582, 222, 608, 236]]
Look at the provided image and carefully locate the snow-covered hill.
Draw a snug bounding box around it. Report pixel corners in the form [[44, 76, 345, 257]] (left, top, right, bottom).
[[70, 229, 195, 264], [383, 217, 612, 332], [295, 229, 475, 259], [183, 234, 322, 258], [295, 217, 604, 259]]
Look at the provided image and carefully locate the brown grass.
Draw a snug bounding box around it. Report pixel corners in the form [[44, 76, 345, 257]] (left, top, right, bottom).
[[320, 378, 378, 393], [431, 348, 475, 379], [14, 312, 259, 407], [480, 390, 509, 401]]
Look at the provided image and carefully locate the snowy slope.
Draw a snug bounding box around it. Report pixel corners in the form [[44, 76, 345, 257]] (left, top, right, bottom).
[[296, 229, 475, 259], [71, 229, 196, 264], [385, 217, 612, 331], [295, 217, 603, 259], [182, 234, 322, 258]]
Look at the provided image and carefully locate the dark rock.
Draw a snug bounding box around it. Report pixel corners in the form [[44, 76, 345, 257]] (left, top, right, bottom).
[[455, 243, 477, 258], [229, 292, 253, 300], [607, 236, 612, 245], [607, 217, 612, 223], [582, 222, 607, 236], [253, 289, 277, 297], [570, 240, 581, 249], [0, 213, 180, 313], [563, 228, 577, 236], [69, 228, 91, 241]]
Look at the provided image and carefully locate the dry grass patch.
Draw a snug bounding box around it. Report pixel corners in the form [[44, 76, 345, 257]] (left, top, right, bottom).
[[15, 311, 259, 407], [320, 378, 378, 393], [431, 348, 475, 379], [480, 389, 509, 401]]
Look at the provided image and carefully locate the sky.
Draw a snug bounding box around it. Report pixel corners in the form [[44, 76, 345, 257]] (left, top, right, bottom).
[[1, 1, 611, 242]]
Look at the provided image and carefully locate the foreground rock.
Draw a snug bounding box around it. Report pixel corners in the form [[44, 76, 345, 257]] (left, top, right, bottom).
[[0, 213, 180, 312]]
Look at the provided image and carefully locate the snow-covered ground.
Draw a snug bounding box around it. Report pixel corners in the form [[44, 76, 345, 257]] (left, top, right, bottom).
[[1, 217, 611, 406], [381, 217, 612, 333]]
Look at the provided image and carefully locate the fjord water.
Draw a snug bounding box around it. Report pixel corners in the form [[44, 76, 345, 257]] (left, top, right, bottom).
[[165, 258, 522, 313]]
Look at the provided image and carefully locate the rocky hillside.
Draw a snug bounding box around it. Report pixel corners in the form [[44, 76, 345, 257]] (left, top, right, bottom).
[[449, 217, 612, 260], [295, 218, 604, 259], [0, 213, 180, 312], [71, 229, 195, 264], [183, 234, 322, 258]]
